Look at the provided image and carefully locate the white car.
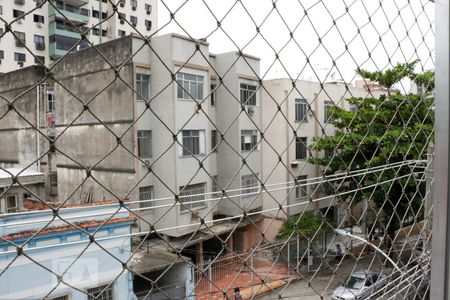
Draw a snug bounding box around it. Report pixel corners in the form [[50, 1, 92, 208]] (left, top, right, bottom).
[[332, 270, 388, 300]]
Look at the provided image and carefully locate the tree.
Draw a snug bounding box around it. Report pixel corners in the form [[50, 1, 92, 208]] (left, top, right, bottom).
[[308, 61, 434, 238], [277, 211, 334, 240]]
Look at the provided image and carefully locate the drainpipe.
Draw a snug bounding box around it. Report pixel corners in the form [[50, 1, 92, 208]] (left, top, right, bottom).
[[36, 85, 40, 172], [99, 0, 102, 44]]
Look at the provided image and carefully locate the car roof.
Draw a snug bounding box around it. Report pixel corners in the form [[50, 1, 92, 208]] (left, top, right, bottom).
[[350, 270, 380, 278]]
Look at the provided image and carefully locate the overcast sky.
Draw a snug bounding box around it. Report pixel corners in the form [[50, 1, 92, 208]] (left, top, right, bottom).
[[157, 0, 435, 83]]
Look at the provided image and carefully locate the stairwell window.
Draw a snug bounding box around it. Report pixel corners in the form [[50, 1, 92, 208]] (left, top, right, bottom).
[[295, 175, 308, 199], [295, 98, 308, 122], [176, 72, 204, 101], [295, 137, 307, 160], [136, 73, 150, 100], [137, 130, 152, 158]]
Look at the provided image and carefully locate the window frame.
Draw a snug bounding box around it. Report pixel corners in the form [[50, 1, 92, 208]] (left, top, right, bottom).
[[241, 173, 260, 195], [295, 98, 308, 122], [295, 137, 307, 160], [324, 100, 335, 123], [136, 73, 150, 101], [295, 175, 308, 200], [87, 284, 114, 300], [139, 185, 154, 208], [14, 52, 26, 62], [240, 130, 259, 152], [211, 130, 218, 151], [179, 183, 206, 211], [210, 83, 216, 106], [240, 83, 258, 106], [47, 90, 55, 113], [6, 195, 18, 213], [137, 130, 152, 159], [176, 72, 204, 101], [181, 130, 205, 156]]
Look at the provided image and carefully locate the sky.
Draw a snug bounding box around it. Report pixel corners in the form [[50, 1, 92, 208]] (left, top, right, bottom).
[[156, 0, 435, 84]]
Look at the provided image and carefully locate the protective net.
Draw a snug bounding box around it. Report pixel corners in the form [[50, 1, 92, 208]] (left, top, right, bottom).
[[0, 0, 434, 299]]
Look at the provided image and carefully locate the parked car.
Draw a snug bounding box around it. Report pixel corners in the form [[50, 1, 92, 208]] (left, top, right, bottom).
[[332, 270, 388, 300]]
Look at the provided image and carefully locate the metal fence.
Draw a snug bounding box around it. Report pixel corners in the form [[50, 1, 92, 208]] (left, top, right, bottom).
[[0, 0, 437, 299]]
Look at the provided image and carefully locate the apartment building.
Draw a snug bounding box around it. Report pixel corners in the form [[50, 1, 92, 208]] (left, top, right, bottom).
[[261, 79, 384, 226], [0, 34, 263, 245], [0, 0, 157, 73]]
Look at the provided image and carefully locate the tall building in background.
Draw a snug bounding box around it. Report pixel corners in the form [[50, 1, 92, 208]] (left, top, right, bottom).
[[0, 0, 157, 73]]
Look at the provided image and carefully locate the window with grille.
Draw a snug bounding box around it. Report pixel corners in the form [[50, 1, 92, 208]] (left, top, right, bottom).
[[181, 130, 204, 156], [6, 195, 18, 213], [211, 175, 221, 198], [33, 14, 44, 23], [241, 174, 259, 195], [295, 175, 308, 199], [240, 83, 257, 106], [241, 130, 258, 151], [130, 15, 137, 26], [87, 284, 113, 300], [136, 73, 150, 100], [139, 186, 153, 208], [295, 98, 308, 122], [324, 100, 335, 123], [130, 0, 137, 8], [13, 9, 24, 18], [179, 183, 206, 211], [295, 137, 307, 160], [176, 72, 204, 101], [145, 4, 152, 12], [0, 50, 4, 60], [137, 130, 152, 158]]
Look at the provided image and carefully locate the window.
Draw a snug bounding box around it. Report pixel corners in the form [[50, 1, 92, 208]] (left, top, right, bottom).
[[349, 105, 358, 113], [92, 28, 100, 36], [14, 52, 26, 62], [14, 31, 26, 46], [102, 12, 108, 19], [6, 195, 18, 213], [295, 137, 307, 160], [211, 175, 220, 198], [145, 4, 152, 12], [210, 84, 216, 106], [34, 0, 45, 6], [139, 186, 154, 208], [118, 12, 125, 21], [211, 130, 218, 151], [176, 72, 204, 101], [33, 14, 44, 23], [87, 284, 113, 300], [118, 30, 126, 37], [35, 55, 45, 65], [137, 130, 152, 158], [13, 9, 25, 19], [181, 130, 204, 156], [0, 6, 2, 15], [49, 295, 68, 300], [145, 20, 152, 28], [80, 8, 90, 16], [131, 0, 137, 8], [179, 183, 206, 211], [241, 174, 259, 195], [34, 35, 45, 50], [130, 15, 137, 25], [324, 100, 335, 123], [47, 91, 55, 112], [0, 50, 4, 60], [92, 10, 100, 18], [101, 29, 107, 37], [241, 130, 258, 151], [136, 73, 150, 100], [240, 83, 257, 106], [295, 98, 308, 122], [295, 175, 308, 199]]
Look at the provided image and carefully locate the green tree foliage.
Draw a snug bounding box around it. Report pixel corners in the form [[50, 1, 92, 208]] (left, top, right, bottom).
[[308, 61, 434, 235], [277, 211, 334, 240]]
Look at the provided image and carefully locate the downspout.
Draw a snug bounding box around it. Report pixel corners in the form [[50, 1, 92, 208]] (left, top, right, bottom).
[[99, 0, 102, 44], [36, 85, 40, 171]]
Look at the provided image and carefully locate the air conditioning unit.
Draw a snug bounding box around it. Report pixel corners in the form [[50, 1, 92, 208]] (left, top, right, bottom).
[[18, 62, 24, 68], [246, 106, 255, 116], [120, 19, 125, 24], [146, 26, 151, 31], [131, 22, 137, 27], [308, 109, 315, 117], [37, 22, 43, 28], [17, 19, 23, 24], [119, 0, 125, 7], [141, 159, 151, 167], [146, 10, 151, 15], [132, 6, 137, 10]]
